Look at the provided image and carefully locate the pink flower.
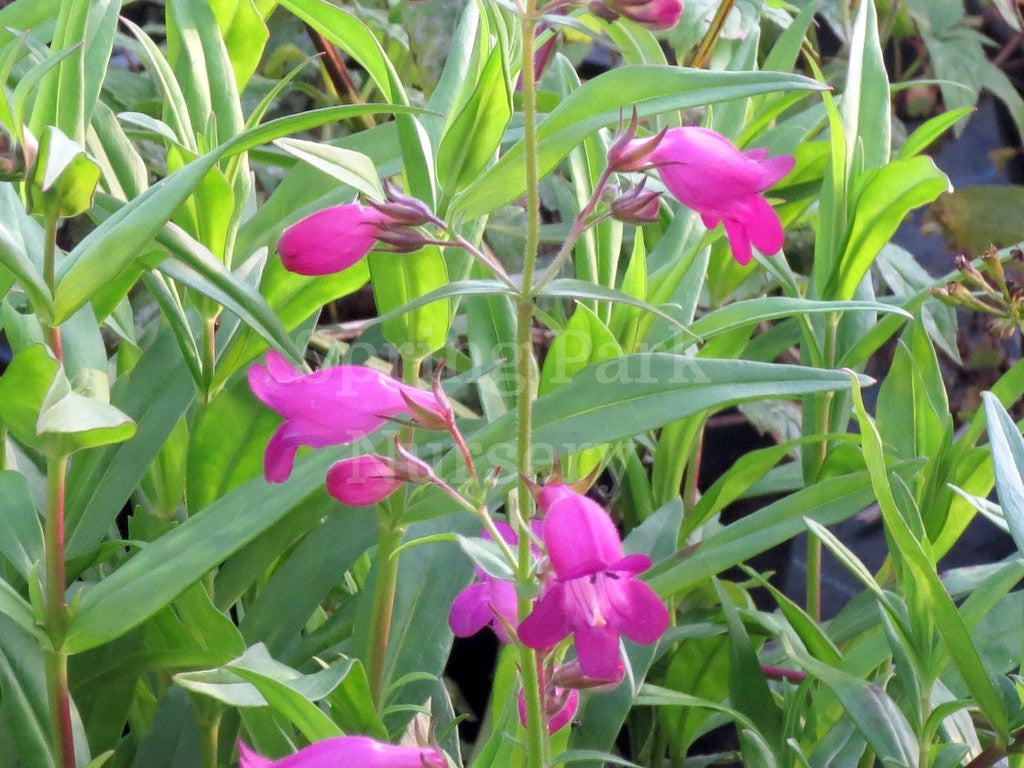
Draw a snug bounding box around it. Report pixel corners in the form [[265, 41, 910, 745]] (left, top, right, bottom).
[[326, 454, 404, 506], [248, 351, 445, 483], [591, 0, 682, 29], [448, 522, 525, 643], [623, 126, 795, 265], [517, 484, 669, 681], [278, 203, 389, 275], [238, 736, 445, 768]]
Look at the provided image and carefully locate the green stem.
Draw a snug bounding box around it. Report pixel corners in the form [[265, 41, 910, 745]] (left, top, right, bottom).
[[367, 522, 404, 709], [516, 1, 550, 764], [44, 453, 75, 768], [41, 213, 74, 768], [202, 315, 218, 402]]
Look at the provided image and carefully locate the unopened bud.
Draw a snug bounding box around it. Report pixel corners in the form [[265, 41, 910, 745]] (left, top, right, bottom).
[[610, 180, 661, 223]]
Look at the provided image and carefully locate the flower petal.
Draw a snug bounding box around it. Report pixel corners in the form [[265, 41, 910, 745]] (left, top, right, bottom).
[[263, 425, 299, 483], [573, 622, 624, 681], [449, 582, 497, 637], [518, 583, 572, 649], [607, 578, 669, 644], [542, 487, 623, 578], [745, 194, 786, 256], [723, 217, 753, 266]]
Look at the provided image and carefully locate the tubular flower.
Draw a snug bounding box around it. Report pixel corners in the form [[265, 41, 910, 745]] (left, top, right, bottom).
[[517, 484, 669, 681], [277, 203, 390, 275], [449, 522, 536, 643], [238, 736, 445, 768], [622, 126, 795, 265], [248, 351, 445, 483]]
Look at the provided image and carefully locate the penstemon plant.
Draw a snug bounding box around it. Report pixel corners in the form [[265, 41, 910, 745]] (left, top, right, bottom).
[[4, 1, 1024, 768]]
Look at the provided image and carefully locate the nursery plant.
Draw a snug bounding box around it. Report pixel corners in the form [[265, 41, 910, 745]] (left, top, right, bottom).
[[3, 1, 1024, 767]]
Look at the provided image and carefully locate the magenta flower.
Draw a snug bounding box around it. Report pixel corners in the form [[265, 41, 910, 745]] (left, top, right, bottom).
[[518, 484, 669, 681], [623, 126, 795, 265], [326, 454, 404, 506], [278, 203, 390, 275], [449, 522, 525, 643], [238, 736, 445, 768], [591, 0, 682, 29], [248, 351, 445, 483]]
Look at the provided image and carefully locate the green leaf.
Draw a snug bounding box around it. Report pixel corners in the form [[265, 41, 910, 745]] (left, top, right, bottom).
[[436, 42, 511, 196], [0, 471, 42, 581], [275, 137, 383, 201], [29, 0, 118, 143], [714, 579, 784, 753], [368, 246, 451, 359], [65, 330, 195, 560], [166, 0, 244, 145], [36, 359, 135, 455], [828, 156, 950, 300], [0, 197, 52, 322], [793, 652, 919, 768], [28, 125, 101, 218], [685, 298, 911, 345], [276, 0, 404, 103], [0, 345, 59, 452], [238, 507, 376, 655], [897, 107, 974, 160], [453, 67, 826, 219], [540, 278, 688, 332], [66, 454, 339, 653], [211, 0, 269, 90], [0, 617, 55, 768], [849, 376, 1009, 738], [226, 666, 343, 743], [982, 392, 1024, 556]]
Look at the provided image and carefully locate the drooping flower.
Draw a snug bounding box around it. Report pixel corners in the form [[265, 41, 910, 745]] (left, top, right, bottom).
[[590, 0, 682, 29], [278, 204, 390, 276], [248, 351, 445, 483], [449, 522, 527, 643], [622, 126, 795, 265], [517, 484, 669, 681], [238, 736, 445, 768]]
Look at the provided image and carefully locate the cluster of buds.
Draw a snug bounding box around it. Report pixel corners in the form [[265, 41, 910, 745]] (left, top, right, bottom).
[[366, 179, 439, 254], [932, 247, 1024, 338]]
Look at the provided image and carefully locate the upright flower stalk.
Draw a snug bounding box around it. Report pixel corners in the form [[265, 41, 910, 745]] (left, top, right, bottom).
[[41, 209, 75, 768], [515, 0, 552, 760]]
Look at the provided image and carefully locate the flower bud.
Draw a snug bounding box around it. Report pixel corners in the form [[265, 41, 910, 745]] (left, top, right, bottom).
[[610, 180, 662, 223]]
